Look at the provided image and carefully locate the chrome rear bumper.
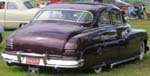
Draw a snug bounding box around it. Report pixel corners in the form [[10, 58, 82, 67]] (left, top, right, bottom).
[[1, 52, 84, 68]]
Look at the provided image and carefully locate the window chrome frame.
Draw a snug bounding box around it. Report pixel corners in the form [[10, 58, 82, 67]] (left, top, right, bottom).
[[33, 9, 94, 23]]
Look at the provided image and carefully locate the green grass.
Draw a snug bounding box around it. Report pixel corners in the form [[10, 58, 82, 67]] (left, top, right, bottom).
[[0, 19, 150, 76]]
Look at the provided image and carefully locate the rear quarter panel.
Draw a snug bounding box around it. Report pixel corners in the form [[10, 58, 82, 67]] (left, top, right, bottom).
[[127, 29, 148, 53]]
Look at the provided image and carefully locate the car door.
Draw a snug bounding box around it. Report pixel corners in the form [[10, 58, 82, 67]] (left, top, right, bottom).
[[110, 9, 134, 60], [95, 10, 120, 64], [82, 10, 120, 67], [0, 1, 5, 27], [4, 1, 22, 29]]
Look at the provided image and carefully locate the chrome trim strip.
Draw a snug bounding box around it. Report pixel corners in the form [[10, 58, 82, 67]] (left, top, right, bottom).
[[17, 52, 46, 57], [110, 56, 139, 68]]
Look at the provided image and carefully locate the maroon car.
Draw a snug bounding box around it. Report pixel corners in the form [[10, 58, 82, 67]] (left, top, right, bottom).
[[1, 2, 149, 73]]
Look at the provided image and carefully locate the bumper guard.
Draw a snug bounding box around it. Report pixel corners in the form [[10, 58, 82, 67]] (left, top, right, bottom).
[[1, 52, 84, 68]]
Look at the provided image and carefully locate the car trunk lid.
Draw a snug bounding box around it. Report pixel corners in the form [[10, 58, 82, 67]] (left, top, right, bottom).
[[10, 21, 82, 56]]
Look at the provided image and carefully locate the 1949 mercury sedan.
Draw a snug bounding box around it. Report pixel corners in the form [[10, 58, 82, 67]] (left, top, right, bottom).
[[1, 2, 149, 73]]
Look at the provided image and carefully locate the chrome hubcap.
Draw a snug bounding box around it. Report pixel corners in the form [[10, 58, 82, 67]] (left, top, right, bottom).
[[139, 42, 145, 60], [94, 66, 102, 73]]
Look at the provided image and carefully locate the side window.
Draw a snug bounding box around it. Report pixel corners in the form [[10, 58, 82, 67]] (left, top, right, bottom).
[[0, 2, 5, 9], [98, 11, 110, 26], [7, 2, 18, 9], [111, 10, 122, 24], [79, 12, 93, 22]]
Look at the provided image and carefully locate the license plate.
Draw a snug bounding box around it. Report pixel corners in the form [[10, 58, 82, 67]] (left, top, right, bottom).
[[26, 57, 40, 65]]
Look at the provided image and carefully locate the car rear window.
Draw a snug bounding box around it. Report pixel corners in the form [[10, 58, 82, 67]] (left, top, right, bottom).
[[34, 9, 93, 23]]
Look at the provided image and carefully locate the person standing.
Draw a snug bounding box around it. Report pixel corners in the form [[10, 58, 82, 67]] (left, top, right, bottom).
[[138, 4, 147, 19], [134, 5, 140, 19], [128, 6, 136, 18], [141, 4, 147, 19]]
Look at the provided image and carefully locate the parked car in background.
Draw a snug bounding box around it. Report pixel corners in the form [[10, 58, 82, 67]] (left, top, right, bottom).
[[1, 2, 149, 73], [0, 0, 39, 29]]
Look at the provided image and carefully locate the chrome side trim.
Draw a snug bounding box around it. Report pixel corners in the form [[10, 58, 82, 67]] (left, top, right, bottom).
[[110, 56, 139, 68]]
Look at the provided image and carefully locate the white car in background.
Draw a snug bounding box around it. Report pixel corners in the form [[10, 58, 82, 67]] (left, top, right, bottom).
[[0, 0, 39, 29]]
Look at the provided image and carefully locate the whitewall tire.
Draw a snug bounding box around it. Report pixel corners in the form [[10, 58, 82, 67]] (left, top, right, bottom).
[[139, 41, 145, 60], [94, 66, 103, 73]]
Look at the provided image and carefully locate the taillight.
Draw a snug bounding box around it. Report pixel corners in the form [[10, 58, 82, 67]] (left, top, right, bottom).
[[6, 38, 14, 49]]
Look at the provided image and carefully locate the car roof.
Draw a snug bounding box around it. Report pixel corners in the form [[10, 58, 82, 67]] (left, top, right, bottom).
[[44, 2, 119, 11]]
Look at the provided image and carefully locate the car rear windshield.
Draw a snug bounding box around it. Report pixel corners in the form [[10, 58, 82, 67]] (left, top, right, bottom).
[[34, 9, 93, 23], [24, 1, 36, 9]]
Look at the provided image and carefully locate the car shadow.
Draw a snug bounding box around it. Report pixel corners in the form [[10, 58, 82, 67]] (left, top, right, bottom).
[[11, 65, 95, 76], [38, 67, 94, 76], [7, 53, 150, 76]]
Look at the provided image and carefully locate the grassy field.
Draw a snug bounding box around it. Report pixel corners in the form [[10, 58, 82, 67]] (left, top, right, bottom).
[[0, 19, 150, 76]]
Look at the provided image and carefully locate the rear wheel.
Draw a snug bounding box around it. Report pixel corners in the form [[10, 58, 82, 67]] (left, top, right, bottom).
[[139, 41, 145, 60], [94, 66, 103, 73]]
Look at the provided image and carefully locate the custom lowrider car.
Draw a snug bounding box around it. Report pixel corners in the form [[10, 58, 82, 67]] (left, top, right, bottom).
[[1, 2, 149, 73], [0, 0, 39, 29]]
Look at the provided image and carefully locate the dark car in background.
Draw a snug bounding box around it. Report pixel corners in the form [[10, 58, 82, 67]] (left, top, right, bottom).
[[1, 2, 149, 73]]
